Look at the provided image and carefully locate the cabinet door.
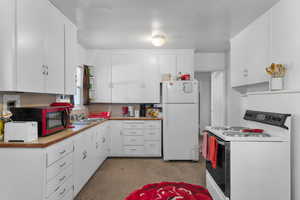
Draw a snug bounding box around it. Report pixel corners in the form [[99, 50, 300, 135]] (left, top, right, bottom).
[[109, 121, 123, 156], [245, 10, 271, 85], [111, 54, 160, 103], [73, 131, 92, 196], [158, 55, 177, 80], [142, 55, 160, 103], [176, 54, 194, 75], [88, 53, 112, 103], [16, 0, 47, 93], [65, 21, 78, 95], [230, 35, 248, 87], [111, 54, 143, 103], [44, 2, 65, 94]]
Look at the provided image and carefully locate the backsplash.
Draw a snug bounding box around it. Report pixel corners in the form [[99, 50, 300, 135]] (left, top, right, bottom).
[[0, 93, 56, 113], [88, 103, 140, 117]]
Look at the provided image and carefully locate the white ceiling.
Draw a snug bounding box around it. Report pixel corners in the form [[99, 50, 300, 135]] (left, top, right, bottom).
[[50, 0, 279, 51]]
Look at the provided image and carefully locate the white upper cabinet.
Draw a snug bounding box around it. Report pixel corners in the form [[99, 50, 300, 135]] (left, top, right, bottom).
[[158, 55, 177, 78], [85, 50, 194, 103], [87, 52, 112, 103], [44, 1, 65, 94], [230, 10, 271, 87], [111, 54, 160, 103], [0, 0, 77, 94], [16, 0, 48, 93], [64, 20, 78, 95], [177, 54, 194, 75]]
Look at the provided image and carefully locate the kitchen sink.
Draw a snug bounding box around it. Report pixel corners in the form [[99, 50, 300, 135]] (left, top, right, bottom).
[[72, 118, 105, 126]]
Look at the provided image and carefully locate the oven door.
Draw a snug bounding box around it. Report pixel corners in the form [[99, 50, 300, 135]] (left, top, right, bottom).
[[206, 135, 230, 198], [42, 108, 68, 136]]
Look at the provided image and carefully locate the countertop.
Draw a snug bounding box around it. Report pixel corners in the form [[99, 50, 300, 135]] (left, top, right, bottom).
[[0, 117, 162, 148]]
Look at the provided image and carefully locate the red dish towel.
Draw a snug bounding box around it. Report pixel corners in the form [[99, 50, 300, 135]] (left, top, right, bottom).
[[125, 182, 213, 200], [201, 131, 208, 159], [208, 136, 218, 169]]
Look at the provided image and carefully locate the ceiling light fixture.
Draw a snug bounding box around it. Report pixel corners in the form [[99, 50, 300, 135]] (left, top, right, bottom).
[[152, 34, 167, 47]]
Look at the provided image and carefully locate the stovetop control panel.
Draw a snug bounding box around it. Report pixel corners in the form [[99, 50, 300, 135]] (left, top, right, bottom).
[[244, 110, 291, 129]]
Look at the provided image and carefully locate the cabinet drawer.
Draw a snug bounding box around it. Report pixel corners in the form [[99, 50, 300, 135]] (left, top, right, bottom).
[[122, 121, 145, 129], [145, 142, 161, 155], [48, 177, 73, 200], [46, 165, 72, 197], [123, 136, 144, 145], [144, 121, 161, 129], [47, 140, 73, 167], [122, 129, 144, 136], [47, 154, 72, 181], [144, 129, 161, 140], [124, 146, 144, 155]]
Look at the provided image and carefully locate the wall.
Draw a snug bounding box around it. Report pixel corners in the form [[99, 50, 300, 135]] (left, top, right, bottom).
[[77, 44, 87, 65], [194, 52, 225, 72], [88, 103, 140, 117], [194, 72, 211, 131]]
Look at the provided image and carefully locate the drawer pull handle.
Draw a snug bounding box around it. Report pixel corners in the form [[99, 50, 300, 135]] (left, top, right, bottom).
[[59, 162, 66, 168], [130, 149, 137, 151], [59, 188, 66, 196], [102, 137, 106, 143], [59, 150, 66, 155], [96, 142, 99, 149], [59, 176, 66, 182], [83, 151, 87, 160], [54, 186, 60, 192]]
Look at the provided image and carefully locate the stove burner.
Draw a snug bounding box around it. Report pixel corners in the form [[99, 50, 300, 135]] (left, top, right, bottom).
[[223, 131, 271, 138]]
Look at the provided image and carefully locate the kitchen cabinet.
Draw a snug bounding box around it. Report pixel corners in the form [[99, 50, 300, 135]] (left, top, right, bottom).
[[230, 10, 271, 87], [111, 54, 160, 103], [17, 0, 65, 93], [0, 0, 76, 94], [177, 54, 194, 75], [158, 54, 195, 81], [109, 120, 162, 157], [44, 2, 65, 94], [73, 123, 109, 196], [64, 20, 78, 95], [86, 50, 194, 103], [0, 137, 75, 200], [16, 0, 48, 93], [73, 130, 91, 196], [158, 55, 177, 79], [87, 52, 112, 103]]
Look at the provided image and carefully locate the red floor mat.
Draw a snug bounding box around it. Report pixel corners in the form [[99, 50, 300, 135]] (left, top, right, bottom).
[[125, 182, 213, 200]]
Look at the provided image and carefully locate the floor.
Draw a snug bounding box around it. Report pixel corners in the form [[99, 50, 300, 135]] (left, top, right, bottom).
[[75, 158, 206, 200]]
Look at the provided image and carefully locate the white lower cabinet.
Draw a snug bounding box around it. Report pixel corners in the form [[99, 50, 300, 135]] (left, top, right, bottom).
[[73, 123, 109, 197], [0, 122, 109, 200], [0, 120, 161, 200], [110, 120, 162, 157]]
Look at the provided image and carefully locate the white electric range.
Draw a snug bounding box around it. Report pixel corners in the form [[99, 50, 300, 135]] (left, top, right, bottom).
[[205, 110, 291, 200]]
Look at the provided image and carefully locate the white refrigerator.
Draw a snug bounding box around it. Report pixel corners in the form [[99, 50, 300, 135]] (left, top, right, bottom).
[[162, 81, 199, 161]]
